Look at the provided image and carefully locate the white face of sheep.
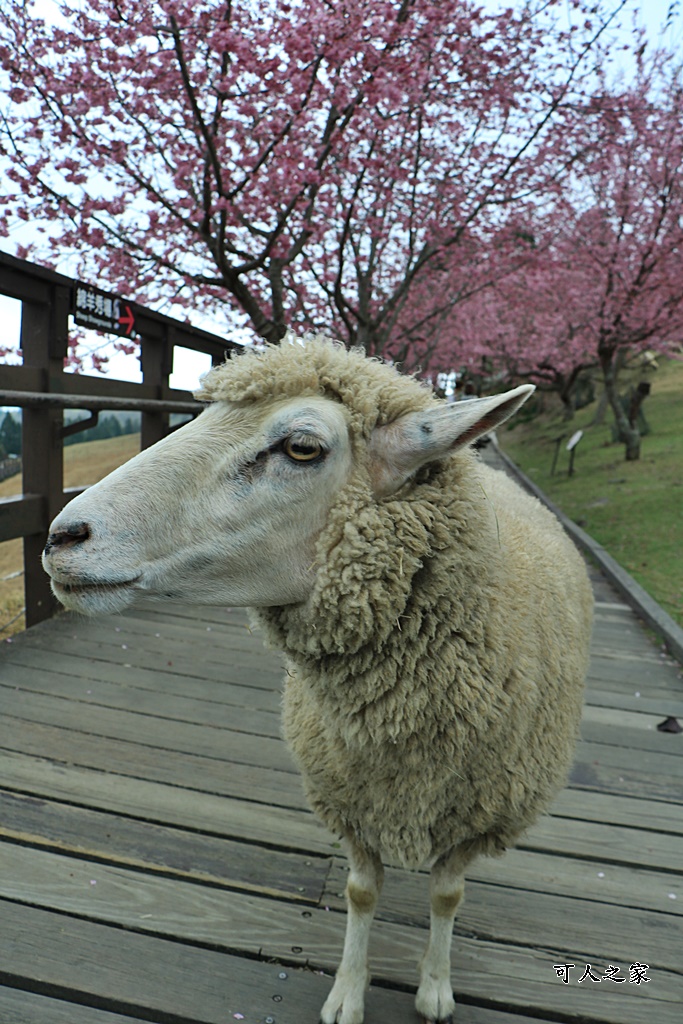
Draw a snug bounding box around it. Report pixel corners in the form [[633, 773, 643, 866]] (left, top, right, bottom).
[[42, 385, 533, 615]]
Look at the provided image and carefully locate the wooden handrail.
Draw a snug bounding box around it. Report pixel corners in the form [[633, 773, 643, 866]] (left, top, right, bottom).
[[0, 389, 203, 414]]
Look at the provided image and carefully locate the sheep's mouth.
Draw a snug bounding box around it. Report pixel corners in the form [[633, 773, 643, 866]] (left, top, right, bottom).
[[53, 577, 140, 596]]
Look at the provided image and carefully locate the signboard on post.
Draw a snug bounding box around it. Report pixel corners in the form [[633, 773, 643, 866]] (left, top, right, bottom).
[[72, 283, 137, 338], [566, 429, 583, 477]]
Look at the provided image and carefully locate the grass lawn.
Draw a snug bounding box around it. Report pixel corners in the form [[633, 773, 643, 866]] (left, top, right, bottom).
[[500, 357, 683, 627]]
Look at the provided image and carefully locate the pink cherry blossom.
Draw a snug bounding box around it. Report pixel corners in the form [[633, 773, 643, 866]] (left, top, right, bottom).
[[0, 0, 648, 377]]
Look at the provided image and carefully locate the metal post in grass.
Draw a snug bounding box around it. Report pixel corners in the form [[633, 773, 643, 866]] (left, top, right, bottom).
[[551, 434, 566, 476]]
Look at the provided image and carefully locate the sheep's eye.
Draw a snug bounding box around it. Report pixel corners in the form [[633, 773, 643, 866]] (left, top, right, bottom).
[[282, 436, 324, 462]]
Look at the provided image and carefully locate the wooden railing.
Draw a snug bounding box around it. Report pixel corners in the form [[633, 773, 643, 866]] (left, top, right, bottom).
[[0, 252, 239, 628]]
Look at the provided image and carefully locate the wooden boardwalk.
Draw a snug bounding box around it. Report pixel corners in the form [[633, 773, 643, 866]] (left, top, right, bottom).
[[1, 563, 682, 1021]]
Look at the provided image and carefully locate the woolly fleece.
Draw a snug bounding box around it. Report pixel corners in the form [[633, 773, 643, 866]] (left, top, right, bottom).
[[198, 339, 594, 869]]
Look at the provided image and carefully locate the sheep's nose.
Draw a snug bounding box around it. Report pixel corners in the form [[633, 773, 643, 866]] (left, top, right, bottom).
[[44, 522, 91, 556]]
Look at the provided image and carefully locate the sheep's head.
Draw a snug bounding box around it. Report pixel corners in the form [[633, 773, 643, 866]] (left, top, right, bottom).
[[42, 338, 533, 615]]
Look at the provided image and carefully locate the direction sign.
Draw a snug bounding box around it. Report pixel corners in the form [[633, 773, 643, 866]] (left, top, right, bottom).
[[72, 282, 137, 338]]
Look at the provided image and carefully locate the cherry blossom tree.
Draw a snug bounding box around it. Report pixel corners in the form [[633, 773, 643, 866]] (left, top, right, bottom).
[[0, 0, 629, 365], [567, 55, 683, 460], [434, 252, 599, 414], [429, 47, 683, 460]]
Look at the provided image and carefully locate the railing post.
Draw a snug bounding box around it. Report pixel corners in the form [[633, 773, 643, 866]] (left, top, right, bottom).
[[20, 284, 70, 626], [140, 327, 172, 450]]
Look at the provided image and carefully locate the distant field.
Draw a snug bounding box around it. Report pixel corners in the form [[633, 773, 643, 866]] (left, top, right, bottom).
[[500, 356, 683, 627], [0, 433, 140, 637]]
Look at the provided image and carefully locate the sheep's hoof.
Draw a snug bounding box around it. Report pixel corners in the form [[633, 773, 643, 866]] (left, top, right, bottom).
[[415, 979, 455, 1023], [319, 976, 366, 1024]]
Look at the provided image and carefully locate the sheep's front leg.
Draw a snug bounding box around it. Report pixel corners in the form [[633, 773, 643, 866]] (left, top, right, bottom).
[[320, 838, 384, 1024], [415, 848, 466, 1024]]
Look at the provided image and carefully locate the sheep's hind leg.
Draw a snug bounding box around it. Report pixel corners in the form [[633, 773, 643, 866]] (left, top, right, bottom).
[[415, 848, 467, 1024], [320, 838, 384, 1024]]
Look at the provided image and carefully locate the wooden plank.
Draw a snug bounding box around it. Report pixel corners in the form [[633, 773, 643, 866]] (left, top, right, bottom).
[[323, 861, 682, 957], [583, 690, 683, 718], [588, 646, 680, 674], [585, 676, 682, 703], [14, 653, 683, 750], [0, 864, 679, 1024], [16, 603, 276, 655], [123, 603, 252, 625], [571, 740, 683, 803], [3, 560, 682, 1024], [0, 684, 288, 765], [7, 785, 672, 923], [6, 631, 283, 687], [590, 575, 628, 603], [326, 853, 682, 923], [1, 841, 679, 977], [589, 649, 677, 674], [586, 669, 681, 700], [13, 608, 247, 651], [580, 706, 683, 754], [0, 790, 328, 903], [86, 606, 272, 649], [2, 645, 283, 704], [590, 632, 669, 660], [0, 906, 562, 1024], [586, 652, 680, 687], [0, 691, 295, 773], [4, 746, 680, 882], [553, 787, 683, 835], [467, 850, 681, 918], [11, 618, 282, 670], [0, 983, 445, 1024], [5, 643, 679, 739], [0, 671, 282, 737], [7, 710, 681, 826], [0, 900, 341, 1024], [0, 750, 331, 853], [0, 718, 308, 809], [121, 601, 254, 628], [521, 814, 683, 872], [593, 600, 640, 616], [568, 763, 683, 806], [0, 842, 332, 955], [33, 598, 680, 675], [0, 988, 141, 1024]]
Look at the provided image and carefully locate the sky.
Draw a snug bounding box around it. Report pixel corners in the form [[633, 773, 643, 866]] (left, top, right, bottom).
[[1, 0, 681, 391]]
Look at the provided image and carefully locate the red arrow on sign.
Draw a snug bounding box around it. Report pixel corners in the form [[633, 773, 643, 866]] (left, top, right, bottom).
[[118, 304, 135, 336]]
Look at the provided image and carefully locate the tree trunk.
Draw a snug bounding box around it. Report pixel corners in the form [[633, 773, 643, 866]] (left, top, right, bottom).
[[600, 347, 641, 460], [628, 381, 651, 426], [591, 387, 609, 426], [560, 394, 575, 420]]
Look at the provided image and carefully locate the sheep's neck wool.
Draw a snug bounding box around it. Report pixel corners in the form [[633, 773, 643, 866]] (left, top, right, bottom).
[[255, 455, 588, 868]]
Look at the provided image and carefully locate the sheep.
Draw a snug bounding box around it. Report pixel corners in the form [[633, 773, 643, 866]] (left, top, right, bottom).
[[42, 336, 594, 1024]]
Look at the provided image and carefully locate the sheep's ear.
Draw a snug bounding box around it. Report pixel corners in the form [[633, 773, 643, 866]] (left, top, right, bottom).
[[368, 384, 535, 497]]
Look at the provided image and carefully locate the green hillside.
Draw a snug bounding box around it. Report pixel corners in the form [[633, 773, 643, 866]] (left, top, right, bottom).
[[500, 358, 683, 627]]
